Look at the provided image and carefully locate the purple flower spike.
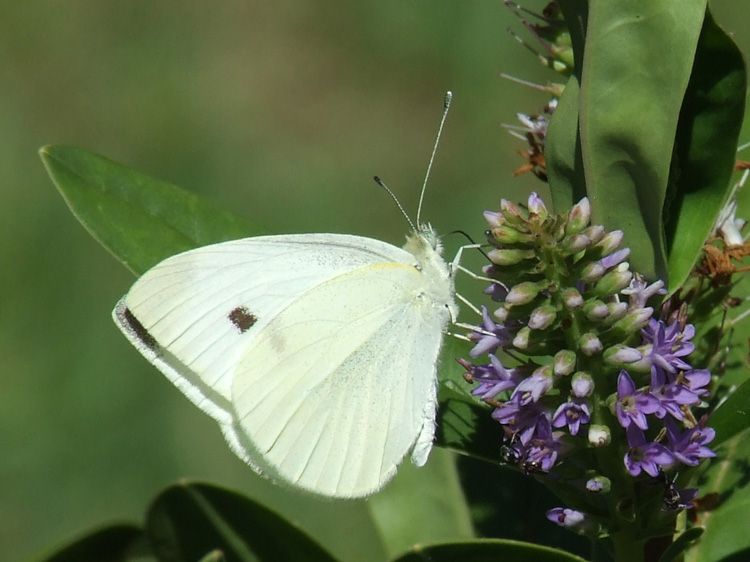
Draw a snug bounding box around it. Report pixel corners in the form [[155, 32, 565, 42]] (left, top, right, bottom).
[[615, 371, 660, 430], [624, 425, 675, 477], [552, 400, 591, 435], [665, 417, 716, 467]]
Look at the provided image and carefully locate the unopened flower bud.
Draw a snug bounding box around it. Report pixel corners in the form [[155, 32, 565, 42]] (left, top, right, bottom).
[[493, 305, 509, 323], [490, 226, 528, 245], [483, 210, 503, 229], [584, 299, 609, 321], [581, 261, 606, 282], [506, 282, 543, 306], [488, 248, 535, 266], [593, 266, 633, 297], [500, 198, 522, 219], [581, 225, 606, 244], [528, 192, 548, 218], [565, 197, 591, 235], [513, 326, 531, 349], [571, 372, 594, 397], [588, 424, 611, 447], [562, 288, 584, 309], [606, 302, 628, 321], [585, 476, 611, 494], [604, 345, 642, 366], [611, 307, 654, 334], [563, 233, 592, 254], [595, 230, 624, 256], [554, 350, 576, 376], [546, 508, 595, 533], [529, 304, 557, 330], [578, 333, 602, 356], [598, 248, 630, 270]]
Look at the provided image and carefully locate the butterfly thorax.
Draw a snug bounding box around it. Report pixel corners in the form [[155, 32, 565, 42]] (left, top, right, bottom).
[[402, 225, 457, 322]]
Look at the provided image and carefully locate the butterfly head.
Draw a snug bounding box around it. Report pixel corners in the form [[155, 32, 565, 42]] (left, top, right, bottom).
[[406, 224, 443, 256]]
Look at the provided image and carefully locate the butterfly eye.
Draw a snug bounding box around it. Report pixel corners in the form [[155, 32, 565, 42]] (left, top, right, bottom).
[[228, 306, 258, 333]]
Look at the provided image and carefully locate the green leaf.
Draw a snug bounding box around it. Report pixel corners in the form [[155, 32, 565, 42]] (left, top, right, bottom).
[[145, 482, 338, 562], [546, 0, 588, 212], [709, 379, 750, 447], [545, 75, 586, 213], [368, 449, 475, 559], [658, 526, 704, 562], [388, 539, 589, 562], [665, 8, 747, 291], [40, 145, 264, 275], [35, 524, 147, 562], [685, 432, 750, 562], [579, 0, 707, 280], [435, 337, 505, 464]]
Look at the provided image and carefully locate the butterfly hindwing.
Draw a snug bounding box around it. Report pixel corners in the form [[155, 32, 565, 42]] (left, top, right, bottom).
[[227, 261, 448, 497]]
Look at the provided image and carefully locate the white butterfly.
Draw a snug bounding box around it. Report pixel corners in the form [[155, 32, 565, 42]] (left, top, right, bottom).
[[113, 92, 466, 498], [114, 227, 457, 497]]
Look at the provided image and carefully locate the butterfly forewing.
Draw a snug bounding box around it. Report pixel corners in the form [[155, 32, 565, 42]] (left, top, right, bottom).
[[114, 234, 413, 425]]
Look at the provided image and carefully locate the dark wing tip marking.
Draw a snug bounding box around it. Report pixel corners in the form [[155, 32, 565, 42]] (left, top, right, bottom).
[[122, 307, 159, 351], [229, 306, 258, 333]]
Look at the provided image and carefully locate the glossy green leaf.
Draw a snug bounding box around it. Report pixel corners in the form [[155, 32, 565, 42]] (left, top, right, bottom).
[[665, 9, 747, 291], [40, 145, 264, 275], [579, 0, 707, 280], [546, 0, 588, 213], [389, 539, 589, 562], [545, 75, 586, 212], [145, 482, 337, 562], [685, 432, 750, 562], [36, 524, 146, 562], [368, 449, 474, 559]]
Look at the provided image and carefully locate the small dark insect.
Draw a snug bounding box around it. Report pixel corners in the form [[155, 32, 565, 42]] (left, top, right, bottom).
[[228, 306, 258, 333]]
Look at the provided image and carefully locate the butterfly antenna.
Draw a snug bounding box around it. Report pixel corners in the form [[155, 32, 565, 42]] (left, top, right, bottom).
[[374, 176, 416, 232], [416, 91, 453, 227]]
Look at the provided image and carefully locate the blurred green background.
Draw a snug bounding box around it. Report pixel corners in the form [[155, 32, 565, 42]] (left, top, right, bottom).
[[1, 1, 748, 560]]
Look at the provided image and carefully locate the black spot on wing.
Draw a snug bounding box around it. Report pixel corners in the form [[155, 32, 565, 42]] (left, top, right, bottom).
[[229, 306, 258, 333], [122, 307, 159, 351]]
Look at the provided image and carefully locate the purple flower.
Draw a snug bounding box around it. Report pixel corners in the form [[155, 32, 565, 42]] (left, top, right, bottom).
[[512, 372, 554, 405], [664, 417, 716, 467], [468, 306, 511, 357], [641, 319, 695, 375], [650, 368, 711, 420], [523, 416, 562, 472], [622, 276, 667, 310], [492, 396, 549, 446], [624, 425, 675, 477], [615, 371, 660, 430], [461, 355, 522, 400], [552, 400, 590, 435]]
